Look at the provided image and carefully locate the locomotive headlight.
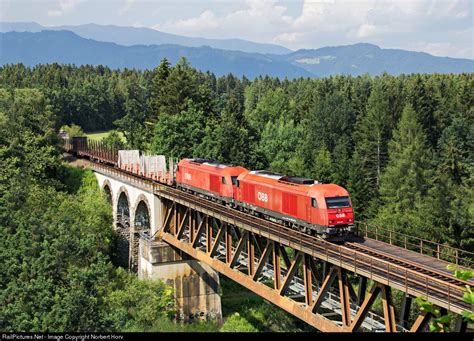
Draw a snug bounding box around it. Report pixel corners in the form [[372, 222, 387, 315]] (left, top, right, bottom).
[[348, 218, 352, 222]]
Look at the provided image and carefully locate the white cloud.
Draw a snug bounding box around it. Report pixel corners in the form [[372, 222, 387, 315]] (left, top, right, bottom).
[[48, 0, 83, 17], [119, 0, 136, 16], [47, 10, 62, 17], [154, 0, 293, 40], [273, 32, 305, 44], [27, 0, 473, 58], [156, 10, 219, 31], [356, 23, 377, 38]]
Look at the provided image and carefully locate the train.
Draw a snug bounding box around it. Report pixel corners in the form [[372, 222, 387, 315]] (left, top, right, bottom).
[[65, 137, 355, 240]]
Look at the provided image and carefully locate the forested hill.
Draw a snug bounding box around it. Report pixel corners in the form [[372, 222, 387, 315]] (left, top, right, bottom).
[[0, 30, 312, 79], [1, 30, 473, 78], [0, 21, 292, 55]]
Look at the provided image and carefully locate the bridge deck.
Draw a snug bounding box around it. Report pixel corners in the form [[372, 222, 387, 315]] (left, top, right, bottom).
[[356, 238, 473, 284]]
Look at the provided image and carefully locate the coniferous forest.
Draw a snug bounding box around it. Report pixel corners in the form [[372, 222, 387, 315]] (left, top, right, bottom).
[[0, 60, 472, 331]]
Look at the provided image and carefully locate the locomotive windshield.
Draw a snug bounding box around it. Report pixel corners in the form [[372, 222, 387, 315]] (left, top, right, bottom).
[[325, 196, 351, 209]]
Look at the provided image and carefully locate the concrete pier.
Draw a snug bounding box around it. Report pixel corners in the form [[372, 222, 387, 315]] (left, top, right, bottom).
[[139, 238, 222, 322]]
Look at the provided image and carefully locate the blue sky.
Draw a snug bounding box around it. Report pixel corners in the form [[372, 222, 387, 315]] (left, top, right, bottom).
[[2, 0, 473, 58]]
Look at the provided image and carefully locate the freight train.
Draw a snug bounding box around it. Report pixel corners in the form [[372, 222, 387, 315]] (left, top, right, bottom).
[[65, 137, 355, 240]]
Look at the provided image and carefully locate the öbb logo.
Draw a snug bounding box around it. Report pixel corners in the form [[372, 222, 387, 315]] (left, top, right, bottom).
[[335, 213, 346, 218], [257, 192, 268, 203]]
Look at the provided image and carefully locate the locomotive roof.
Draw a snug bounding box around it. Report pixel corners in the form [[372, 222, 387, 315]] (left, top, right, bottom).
[[249, 170, 317, 185], [249, 170, 284, 179], [188, 158, 232, 169]]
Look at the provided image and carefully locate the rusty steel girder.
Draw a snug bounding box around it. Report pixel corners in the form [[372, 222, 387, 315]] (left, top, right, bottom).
[[88, 163, 471, 333], [155, 193, 460, 332]]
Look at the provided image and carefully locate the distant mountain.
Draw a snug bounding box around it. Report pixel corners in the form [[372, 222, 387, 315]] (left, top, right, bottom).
[[1, 31, 473, 78], [0, 21, 292, 55], [0, 31, 311, 78], [277, 43, 474, 77]]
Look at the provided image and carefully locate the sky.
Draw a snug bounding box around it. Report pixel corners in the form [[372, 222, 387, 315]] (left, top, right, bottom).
[[1, 0, 473, 59]]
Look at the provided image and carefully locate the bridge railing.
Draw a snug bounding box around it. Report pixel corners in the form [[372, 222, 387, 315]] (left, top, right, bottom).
[[356, 221, 474, 268], [91, 162, 471, 314]]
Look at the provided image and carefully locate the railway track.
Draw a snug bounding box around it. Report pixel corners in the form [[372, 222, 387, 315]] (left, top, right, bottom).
[[78, 157, 472, 314], [343, 242, 471, 287], [156, 185, 471, 312]]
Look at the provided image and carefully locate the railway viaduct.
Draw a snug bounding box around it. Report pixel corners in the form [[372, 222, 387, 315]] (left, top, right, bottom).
[[95, 168, 223, 322], [69, 148, 473, 332]]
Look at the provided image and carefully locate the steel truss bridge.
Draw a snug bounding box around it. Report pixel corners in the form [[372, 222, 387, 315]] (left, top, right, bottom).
[[67, 147, 473, 333]]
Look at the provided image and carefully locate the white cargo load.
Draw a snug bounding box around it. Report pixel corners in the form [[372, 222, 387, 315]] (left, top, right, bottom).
[[118, 150, 140, 172], [140, 155, 166, 180]]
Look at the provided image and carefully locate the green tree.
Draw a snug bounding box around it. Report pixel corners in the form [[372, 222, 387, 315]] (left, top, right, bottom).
[[104, 268, 175, 331], [258, 117, 305, 175], [61, 124, 85, 138], [372, 104, 434, 237], [151, 101, 206, 158], [312, 146, 333, 184], [349, 79, 392, 218], [114, 74, 148, 149], [101, 130, 125, 150]]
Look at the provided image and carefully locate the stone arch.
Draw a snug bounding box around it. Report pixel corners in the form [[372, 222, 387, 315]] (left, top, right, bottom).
[[102, 179, 113, 204], [116, 186, 132, 270], [116, 186, 131, 227], [133, 194, 151, 231]]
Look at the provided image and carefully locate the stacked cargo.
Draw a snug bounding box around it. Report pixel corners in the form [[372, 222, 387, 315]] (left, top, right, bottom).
[[140, 155, 167, 182], [118, 150, 140, 174]]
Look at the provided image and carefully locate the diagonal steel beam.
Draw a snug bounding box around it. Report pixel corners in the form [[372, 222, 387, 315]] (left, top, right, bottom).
[[192, 218, 205, 247], [350, 283, 381, 331], [279, 252, 303, 296], [410, 311, 432, 332], [230, 231, 249, 268], [311, 266, 337, 313], [176, 207, 189, 239], [338, 268, 352, 327], [253, 240, 273, 281], [210, 222, 226, 257], [381, 285, 397, 332], [279, 245, 292, 269], [273, 242, 281, 290]]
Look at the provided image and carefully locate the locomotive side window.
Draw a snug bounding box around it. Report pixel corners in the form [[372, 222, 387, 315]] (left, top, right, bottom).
[[231, 176, 238, 186], [325, 196, 351, 208], [311, 198, 318, 208], [222, 176, 227, 184]]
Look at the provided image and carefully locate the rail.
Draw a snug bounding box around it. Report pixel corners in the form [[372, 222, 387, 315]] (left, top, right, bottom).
[[357, 222, 474, 268], [68, 147, 473, 315], [156, 185, 471, 314]]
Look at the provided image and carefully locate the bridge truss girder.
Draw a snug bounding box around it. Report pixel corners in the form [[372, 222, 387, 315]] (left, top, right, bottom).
[[156, 196, 453, 332]]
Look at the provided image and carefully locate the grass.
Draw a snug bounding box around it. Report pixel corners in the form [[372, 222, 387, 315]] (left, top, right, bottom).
[[86, 130, 126, 142], [219, 275, 316, 332]]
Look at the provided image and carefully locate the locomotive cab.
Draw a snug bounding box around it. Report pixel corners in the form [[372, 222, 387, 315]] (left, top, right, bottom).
[[325, 196, 355, 235], [308, 185, 355, 238]]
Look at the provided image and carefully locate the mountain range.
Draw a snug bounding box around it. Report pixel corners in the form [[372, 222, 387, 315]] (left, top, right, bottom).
[[1, 22, 473, 78], [0, 22, 291, 55]]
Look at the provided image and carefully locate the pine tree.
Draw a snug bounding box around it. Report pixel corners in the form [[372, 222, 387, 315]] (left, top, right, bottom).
[[150, 58, 171, 116], [348, 79, 392, 218], [373, 104, 434, 235], [218, 94, 254, 166]]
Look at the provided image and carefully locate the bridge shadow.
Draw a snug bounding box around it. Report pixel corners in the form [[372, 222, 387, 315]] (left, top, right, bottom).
[[344, 234, 365, 243]]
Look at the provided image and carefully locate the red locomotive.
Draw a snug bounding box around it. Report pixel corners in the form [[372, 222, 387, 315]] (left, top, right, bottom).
[[176, 158, 247, 202], [176, 159, 354, 239], [66, 137, 355, 240], [235, 170, 354, 237]]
